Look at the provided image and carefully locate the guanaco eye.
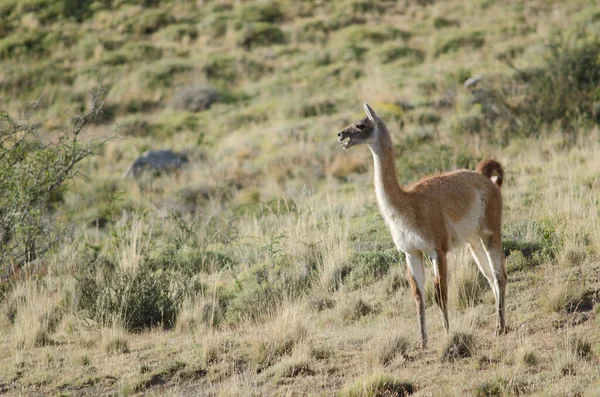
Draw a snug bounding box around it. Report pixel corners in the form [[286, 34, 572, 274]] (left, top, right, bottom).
[[356, 123, 366, 130]]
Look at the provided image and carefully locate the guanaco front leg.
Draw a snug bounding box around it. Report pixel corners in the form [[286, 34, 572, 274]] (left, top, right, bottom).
[[406, 251, 427, 349]]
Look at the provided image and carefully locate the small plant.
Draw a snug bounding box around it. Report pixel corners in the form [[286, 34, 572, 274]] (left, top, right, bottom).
[[0, 86, 110, 270], [367, 334, 410, 367], [345, 249, 400, 290], [105, 336, 130, 355], [520, 348, 538, 366], [271, 357, 314, 381], [340, 298, 374, 322], [474, 380, 503, 397], [453, 263, 487, 310], [440, 332, 475, 362], [435, 31, 484, 56], [542, 279, 578, 313], [567, 334, 592, 361], [338, 373, 414, 397], [238, 23, 285, 49]]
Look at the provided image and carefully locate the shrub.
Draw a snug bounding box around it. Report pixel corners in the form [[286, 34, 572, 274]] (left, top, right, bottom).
[[376, 45, 424, 64], [336, 25, 410, 47], [76, 263, 185, 332], [236, 1, 284, 27], [346, 249, 400, 289], [433, 17, 460, 29], [434, 31, 484, 56], [224, 264, 312, 324], [238, 22, 285, 49], [122, 9, 174, 36], [518, 29, 600, 133], [339, 373, 414, 397], [0, 88, 109, 272], [138, 58, 194, 89], [171, 85, 220, 112], [440, 332, 475, 362]]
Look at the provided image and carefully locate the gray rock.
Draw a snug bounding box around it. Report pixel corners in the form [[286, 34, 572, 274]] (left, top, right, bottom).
[[124, 149, 188, 179], [171, 85, 220, 112], [464, 74, 484, 89]]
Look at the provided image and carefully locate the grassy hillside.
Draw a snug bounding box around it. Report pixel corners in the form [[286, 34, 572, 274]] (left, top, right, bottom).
[[1, 0, 600, 395]]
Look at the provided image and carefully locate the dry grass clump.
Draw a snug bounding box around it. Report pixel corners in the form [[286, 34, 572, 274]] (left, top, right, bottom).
[[105, 336, 130, 355], [338, 373, 414, 397], [270, 354, 314, 382], [244, 310, 309, 371], [366, 333, 410, 367], [340, 298, 375, 322], [519, 348, 538, 367], [440, 332, 476, 362], [452, 256, 487, 310], [542, 279, 578, 313], [474, 376, 530, 397]]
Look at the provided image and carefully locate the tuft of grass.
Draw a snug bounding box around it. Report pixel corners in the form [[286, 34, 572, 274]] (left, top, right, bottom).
[[434, 31, 484, 56], [453, 262, 487, 310], [271, 356, 314, 382], [105, 336, 130, 355], [440, 332, 476, 362], [245, 317, 308, 371], [542, 279, 578, 313], [345, 249, 400, 290], [340, 298, 374, 322], [338, 373, 414, 397], [366, 334, 410, 367], [519, 348, 538, 366]]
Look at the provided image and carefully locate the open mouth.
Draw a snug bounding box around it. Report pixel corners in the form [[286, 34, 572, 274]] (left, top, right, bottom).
[[338, 134, 353, 150]]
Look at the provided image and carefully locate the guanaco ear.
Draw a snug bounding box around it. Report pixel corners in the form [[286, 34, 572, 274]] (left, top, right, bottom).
[[364, 102, 377, 121]]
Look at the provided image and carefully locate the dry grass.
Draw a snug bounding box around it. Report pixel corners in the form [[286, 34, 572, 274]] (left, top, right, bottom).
[[2, 0, 600, 396]]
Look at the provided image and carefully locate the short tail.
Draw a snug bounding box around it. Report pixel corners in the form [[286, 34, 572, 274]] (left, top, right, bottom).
[[476, 159, 504, 188]]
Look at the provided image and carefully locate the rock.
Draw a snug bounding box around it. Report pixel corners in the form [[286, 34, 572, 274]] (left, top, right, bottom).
[[464, 74, 484, 89], [124, 149, 188, 179], [171, 85, 220, 112]]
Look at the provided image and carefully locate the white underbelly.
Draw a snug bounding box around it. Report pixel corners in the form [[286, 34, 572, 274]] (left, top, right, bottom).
[[388, 220, 431, 253]]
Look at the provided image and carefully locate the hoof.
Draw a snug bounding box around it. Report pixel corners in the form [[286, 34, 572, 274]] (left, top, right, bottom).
[[495, 325, 507, 336]]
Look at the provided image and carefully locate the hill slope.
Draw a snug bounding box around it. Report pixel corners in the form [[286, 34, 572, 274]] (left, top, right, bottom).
[[1, 0, 600, 395]]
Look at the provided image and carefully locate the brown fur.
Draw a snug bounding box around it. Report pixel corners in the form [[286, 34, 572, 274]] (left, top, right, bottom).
[[476, 159, 504, 188], [338, 103, 507, 346]]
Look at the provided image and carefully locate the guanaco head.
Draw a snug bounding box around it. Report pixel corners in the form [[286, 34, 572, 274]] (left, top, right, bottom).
[[337, 103, 380, 150]]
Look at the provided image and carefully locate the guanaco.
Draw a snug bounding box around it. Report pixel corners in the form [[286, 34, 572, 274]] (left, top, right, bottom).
[[337, 103, 506, 349]]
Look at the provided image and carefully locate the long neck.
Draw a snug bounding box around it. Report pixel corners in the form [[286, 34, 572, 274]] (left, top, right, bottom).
[[368, 123, 411, 216]]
